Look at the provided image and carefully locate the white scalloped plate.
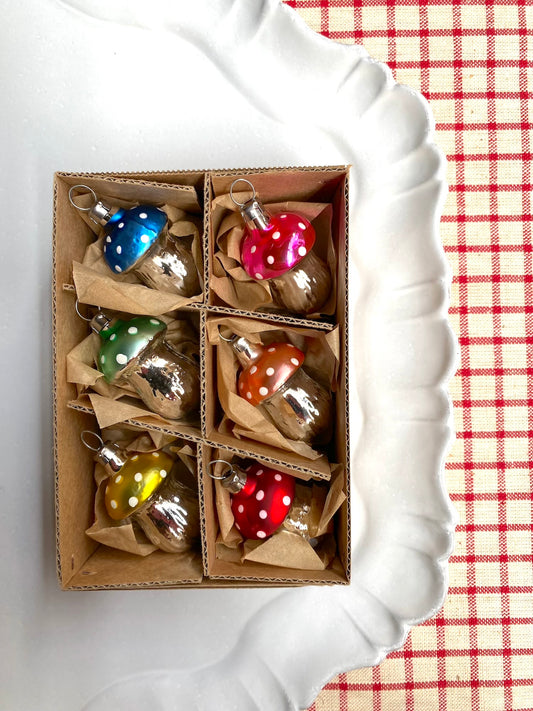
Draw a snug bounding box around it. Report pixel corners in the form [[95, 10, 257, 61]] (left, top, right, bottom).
[[2, 1, 457, 709]]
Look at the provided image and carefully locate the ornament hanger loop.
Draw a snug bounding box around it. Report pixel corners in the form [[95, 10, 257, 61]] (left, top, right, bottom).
[[68, 184, 98, 212], [75, 298, 94, 322], [81, 430, 104, 452], [217, 326, 237, 343], [229, 178, 256, 208], [207, 459, 235, 480]]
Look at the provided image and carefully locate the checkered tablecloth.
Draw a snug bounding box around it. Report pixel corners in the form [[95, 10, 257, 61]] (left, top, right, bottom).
[[283, 1, 533, 709]]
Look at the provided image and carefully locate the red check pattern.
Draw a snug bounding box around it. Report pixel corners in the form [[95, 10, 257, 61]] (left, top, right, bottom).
[[282, 1, 533, 710]]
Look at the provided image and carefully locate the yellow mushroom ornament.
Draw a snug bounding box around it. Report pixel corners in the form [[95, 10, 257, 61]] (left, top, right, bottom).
[[82, 432, 200, 553]]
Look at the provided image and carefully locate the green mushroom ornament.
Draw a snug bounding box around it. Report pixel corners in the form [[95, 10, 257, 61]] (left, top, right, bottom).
[[91, 311, 200, 421]]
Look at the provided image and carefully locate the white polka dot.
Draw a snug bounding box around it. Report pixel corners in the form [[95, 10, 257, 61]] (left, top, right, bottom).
[[256, 469, 263, 476], [267, 255, 274, 264], [298, 246, 307, 257], [153, 452, 160, 457], [268, 347, 276, 353], [110, 333, 116, 341], [266, 367, 274, 376], [100, 355, 105, 364], [272, 231, 280, 240], [280, 214, 287, 219], [115, 475, 123, 484], [298, 222, 306, 229], [106, 236, 111, 243], [128, 326, 138, 335], [238, 505, 244, 514], [160, 469, 167, 478], [251, 245, 256, 254], [128, 496, 139, 508], [103, 245, 106, 253], [250, 365, 257, 375], [141, 234, 150, 243], [139, 212, 148, 219], [132, 455, 138, 461], [116, 353, 128, 365], [105, 485, 109, 495], [274, 474, 282, 482], [246, 391, 252, 400], [256, 490, 265, 501], [116, 245, 122, 254], [290, 357, 300, 366], [115, 265, 122, 272], [134, 473, 143, 482], [235, 522, 241, 531], [283, 495, 291, 506], [259, 386, 269, 397], [259, 510, 268, 519], [110, 499, 118, 509], [118, 222, 124, 229], [150, 319, 160, 325], [255, 272, 263, 280], [257, 530, 266, 539], [239, 381, 244, 390], [288, 344, 296, 349]]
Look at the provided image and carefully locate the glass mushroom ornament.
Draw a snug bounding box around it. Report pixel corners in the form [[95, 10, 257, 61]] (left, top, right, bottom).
[[82, 432, 200, 553], [80, 304, 200, 421], [222, 331, 333, 446], [231, 179, 332, 315], [209, 459, 296, 540], [69, 184, 200, 296]]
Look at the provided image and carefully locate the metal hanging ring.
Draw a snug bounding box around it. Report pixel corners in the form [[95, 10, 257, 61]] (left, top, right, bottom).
[[81, 430, 104, 452], [229, 178, 256, 208], [75, 298, 94, 322], [68, 184, 97, 211], [217, 326, 237, 343], [207, 459, 235, 480]]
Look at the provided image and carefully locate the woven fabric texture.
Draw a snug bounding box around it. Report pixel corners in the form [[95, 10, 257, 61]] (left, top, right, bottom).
[[282, 1, 533, 710]]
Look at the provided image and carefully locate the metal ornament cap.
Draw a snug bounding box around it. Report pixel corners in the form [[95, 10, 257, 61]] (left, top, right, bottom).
[[241, 209, 316, 282], [103, 204, 167, 274], [104, 450, 174, 521], [97, 316, 167, 383], [237, 341, 305, 406], [229, 463, 295, 540]]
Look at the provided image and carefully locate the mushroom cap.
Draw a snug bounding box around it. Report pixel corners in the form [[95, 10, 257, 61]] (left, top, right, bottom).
[[241, 211, 316, 281], [103, 204, 167, 274], [104, 450, 174, 520], [231, 463, 295, 539], [98, 316, 166, 383], [237, 342, 305, 406]]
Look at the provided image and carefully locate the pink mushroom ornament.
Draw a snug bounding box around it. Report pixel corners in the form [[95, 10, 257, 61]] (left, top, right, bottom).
[[230, 179, 332, 315]]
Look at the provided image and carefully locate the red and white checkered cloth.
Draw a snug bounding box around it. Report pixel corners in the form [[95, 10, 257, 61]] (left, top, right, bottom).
[[283, 1, 533, 709]]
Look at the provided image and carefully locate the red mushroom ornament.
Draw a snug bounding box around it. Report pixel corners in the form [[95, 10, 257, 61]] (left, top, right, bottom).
[[231, 179, 332, 315], [223, 332, 333, 446], [211, 460, 296, 540]]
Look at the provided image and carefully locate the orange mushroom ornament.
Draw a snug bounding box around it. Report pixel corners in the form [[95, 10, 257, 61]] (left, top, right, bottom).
[[225, 333, 333, 446]]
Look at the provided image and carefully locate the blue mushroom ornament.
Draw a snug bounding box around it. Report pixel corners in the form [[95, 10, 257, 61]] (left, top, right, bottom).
[[69, 185, 201, 296]]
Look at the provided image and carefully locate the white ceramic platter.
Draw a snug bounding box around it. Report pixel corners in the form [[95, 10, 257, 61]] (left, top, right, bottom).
[[1, 0, 457, 708]]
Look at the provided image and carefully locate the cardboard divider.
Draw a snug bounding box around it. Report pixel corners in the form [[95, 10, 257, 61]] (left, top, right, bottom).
[[53, 167, 351, 590]]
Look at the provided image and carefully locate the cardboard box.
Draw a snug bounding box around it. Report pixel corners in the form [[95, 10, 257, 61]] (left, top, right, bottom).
[[53, 167, 351, 590]]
